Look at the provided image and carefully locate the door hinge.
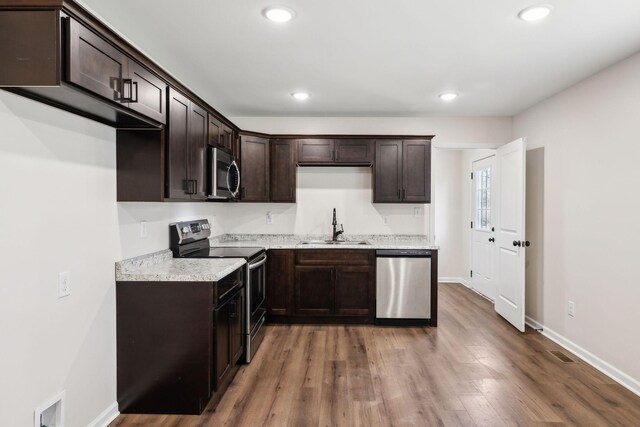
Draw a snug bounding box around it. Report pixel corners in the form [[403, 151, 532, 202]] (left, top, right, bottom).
[[470, 270, 473, 278], [470, 221, 473, 229], [471, 172, 473, 179]]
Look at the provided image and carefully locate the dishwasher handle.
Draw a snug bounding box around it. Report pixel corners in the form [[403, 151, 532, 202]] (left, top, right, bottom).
[[376, 249, 431, 258]]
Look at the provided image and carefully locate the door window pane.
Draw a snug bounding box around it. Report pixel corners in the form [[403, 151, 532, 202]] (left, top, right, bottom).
[[475, 167, 492, 230]]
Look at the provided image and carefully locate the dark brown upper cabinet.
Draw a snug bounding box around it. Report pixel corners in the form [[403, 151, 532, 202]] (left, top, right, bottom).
[[334, 139, 373, 164], [66, 17, 166, 125], [374, 139, 431, 203], [166, 88, 207, 201], [208, 114, 222, 148], [221, 124, 234, 152], [297, 139, 335, 164], [297, 139, 373, 165], [402, 140, 431, 202], [239, 135, 270, 202], [270, 139, 296, 203]]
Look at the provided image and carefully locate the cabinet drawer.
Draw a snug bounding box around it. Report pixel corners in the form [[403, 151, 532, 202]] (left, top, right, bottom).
[[295, 250, 372, 265]]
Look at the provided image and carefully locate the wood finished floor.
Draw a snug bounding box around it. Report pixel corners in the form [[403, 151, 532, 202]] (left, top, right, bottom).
[[111, 284, 640, 426]]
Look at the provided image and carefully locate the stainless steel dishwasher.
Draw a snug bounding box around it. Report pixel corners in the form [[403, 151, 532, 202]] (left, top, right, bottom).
[[376, 249, 432, 325]]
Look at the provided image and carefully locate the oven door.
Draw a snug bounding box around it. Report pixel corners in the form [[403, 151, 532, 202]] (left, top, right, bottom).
[[248, 253, 267, 334], [208, 147, 240, 199]]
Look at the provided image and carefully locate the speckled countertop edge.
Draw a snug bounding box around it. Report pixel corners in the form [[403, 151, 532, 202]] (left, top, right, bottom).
[[116, 249, 246, 282]]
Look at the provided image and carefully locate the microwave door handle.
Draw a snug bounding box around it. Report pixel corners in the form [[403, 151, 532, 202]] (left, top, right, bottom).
[[228, 161, 240, 197]]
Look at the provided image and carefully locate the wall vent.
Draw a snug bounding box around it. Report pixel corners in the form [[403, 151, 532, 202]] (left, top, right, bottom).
[[35, 391, 64, 427]]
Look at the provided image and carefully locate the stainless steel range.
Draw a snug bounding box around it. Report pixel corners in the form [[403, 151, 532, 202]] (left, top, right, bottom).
[[169, 219, 267, 363]]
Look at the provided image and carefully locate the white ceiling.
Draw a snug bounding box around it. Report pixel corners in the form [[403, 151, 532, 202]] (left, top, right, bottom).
[[79, 0, 640, 117]]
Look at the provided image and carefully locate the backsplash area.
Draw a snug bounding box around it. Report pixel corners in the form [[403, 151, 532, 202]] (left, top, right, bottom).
[[222, 167, 430, 236], [118, 167, 429, 259]]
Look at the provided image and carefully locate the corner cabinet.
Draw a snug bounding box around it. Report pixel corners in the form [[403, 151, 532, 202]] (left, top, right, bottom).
[[239, 135, 270, 202], [374, 139, 431, 203], [270, 139, 296, 202]]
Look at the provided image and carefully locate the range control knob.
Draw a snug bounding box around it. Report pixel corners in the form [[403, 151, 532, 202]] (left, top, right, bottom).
[[182, 226, 190, 234]]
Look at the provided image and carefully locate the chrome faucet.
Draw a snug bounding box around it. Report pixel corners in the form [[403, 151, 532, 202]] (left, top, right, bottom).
[[332, 208, 344, 241]]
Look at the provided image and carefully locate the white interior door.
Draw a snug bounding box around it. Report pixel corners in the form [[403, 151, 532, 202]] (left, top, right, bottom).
[[471, 156, 497, 300], [494, 138, 527, 332]]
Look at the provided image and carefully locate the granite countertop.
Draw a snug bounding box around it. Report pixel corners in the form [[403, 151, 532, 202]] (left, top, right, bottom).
[[210, 234, 439, 250], [116, 249, 246, 282]]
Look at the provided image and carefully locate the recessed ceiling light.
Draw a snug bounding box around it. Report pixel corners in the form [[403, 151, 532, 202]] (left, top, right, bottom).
[[439, 92, 458, 101], [518, 4, 553, 22], [263, 6, 296, 23], [291, 92, 310, 101]]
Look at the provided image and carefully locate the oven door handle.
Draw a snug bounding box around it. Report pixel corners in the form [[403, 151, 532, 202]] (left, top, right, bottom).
[[248, 254, 267, 270]]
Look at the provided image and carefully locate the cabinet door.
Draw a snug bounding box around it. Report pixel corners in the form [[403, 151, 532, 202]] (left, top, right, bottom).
[[127, 60, 167, 124], [334, 266, 374, 317], [374, 140, 403, 202], [294, 266, 334, 316], [166, 89, 191, 200], [402, 140, 431, 203], [222, 124, 234, 152], [240, 135, 270, 202], [334, 139, 373, 164], [266, 250, 294, 316], [189, 102, 208, 200], [214, 303, 231, 390], [67, 17, 127, 103], [208, 114, 222, 148], [270, 139, 296, 203], [297, 139, 334, 164], [229, 289, 245, 365]]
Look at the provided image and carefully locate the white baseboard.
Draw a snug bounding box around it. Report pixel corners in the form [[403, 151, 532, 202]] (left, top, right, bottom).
[[438, 277, 470, 287], [525, 316, 640, 397], [88, 402, 119, 427]]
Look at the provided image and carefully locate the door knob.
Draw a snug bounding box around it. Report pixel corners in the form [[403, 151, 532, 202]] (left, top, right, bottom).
[[513, 240, 521, 247], [524, 241, 531, 247], [488, 237, 495, 242]]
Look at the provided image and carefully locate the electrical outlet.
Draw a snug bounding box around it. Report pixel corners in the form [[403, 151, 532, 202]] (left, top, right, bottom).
[[568, 301, 575, 317], [58, 272, 71, 298], [382, 216, 390, 225], [140, 220, 148, 238], [414, 207, 422, 217], [266, 211, 273, 225]]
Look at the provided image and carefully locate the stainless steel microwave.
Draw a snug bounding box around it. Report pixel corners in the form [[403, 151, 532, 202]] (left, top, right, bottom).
[[208, 147, 240, 199]]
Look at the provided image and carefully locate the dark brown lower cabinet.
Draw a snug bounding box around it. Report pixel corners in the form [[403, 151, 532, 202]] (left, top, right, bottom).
[[266, 250, 294, 317], [266, 249, 375, 323], [214, 287, 244, 391], [294, 266, 335, 316], [334, 266, 375, 316], [116, 268, 244, 415]]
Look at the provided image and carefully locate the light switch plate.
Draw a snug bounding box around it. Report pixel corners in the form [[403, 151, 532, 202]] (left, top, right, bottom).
[[58, 272, 71, 298]]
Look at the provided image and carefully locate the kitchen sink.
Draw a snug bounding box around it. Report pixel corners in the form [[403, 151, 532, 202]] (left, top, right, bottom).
[[299, 240, 370, 245]]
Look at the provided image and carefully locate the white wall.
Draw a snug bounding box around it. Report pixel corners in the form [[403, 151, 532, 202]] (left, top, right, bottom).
[[432, 149, 464, 278], [513, 51, 640, 386], [0, 91, 118, 427], [223, 167, 428, 236], [230, 116, 512, 147], [0, 91, 236, 426]]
